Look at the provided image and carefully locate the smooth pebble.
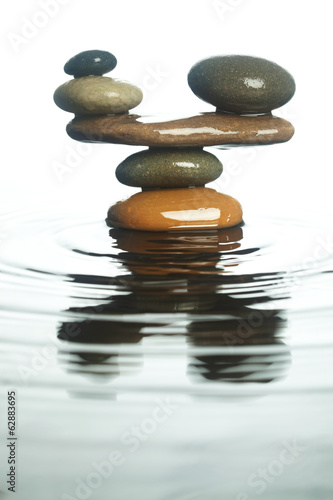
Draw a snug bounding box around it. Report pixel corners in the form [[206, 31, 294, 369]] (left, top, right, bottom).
[[187, 55, 296, 114], [64, 50, 117, 77], [107, 187, 243, 231], [116, 148, 223, 188], [54, 76, 143, 115]]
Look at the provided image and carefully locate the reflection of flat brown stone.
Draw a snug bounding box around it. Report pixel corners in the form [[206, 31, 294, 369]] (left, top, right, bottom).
[[66, 112, 294, 147]]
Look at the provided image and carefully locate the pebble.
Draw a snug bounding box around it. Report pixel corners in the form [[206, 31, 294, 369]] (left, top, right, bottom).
[[64, 50, 117, 77], [54, 76, 143, 115], [115, 148, 223, 188], [67, 111, 294, 146], [187, 55, 296, 114], [107, 187, 242, 231]]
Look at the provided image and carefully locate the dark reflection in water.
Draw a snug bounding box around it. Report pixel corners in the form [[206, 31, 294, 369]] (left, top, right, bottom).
[[73, 224, 253, 276], [187, 316, 290, 384], [57, 225, 291, 387], [58, 320, 144, 379]]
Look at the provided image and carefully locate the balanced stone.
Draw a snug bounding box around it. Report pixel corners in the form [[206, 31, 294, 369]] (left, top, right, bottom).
[[107, 187, 242, 231], [54, 76, 143, 115], [187, 55, 296, 114], [64, 50, 117, 77], [67, 112, 294, 146], [115, 148, 223, 188]]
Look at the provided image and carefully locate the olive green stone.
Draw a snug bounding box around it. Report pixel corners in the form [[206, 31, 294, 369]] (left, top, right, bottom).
[[187, 55, 296, 114], [115, 148, 223, 188]]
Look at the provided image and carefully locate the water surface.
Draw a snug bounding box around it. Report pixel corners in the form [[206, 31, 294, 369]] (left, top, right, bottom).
[[0, 204, 332, 499]]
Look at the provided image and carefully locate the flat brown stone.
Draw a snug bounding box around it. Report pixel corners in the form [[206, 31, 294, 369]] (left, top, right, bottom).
[[66, 112, 294, 147]]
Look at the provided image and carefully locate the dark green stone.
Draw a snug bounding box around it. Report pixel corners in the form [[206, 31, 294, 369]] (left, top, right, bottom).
[[64, 50, 117, 77], [187, 55, 295, 114], [115, 148, 223, 188]]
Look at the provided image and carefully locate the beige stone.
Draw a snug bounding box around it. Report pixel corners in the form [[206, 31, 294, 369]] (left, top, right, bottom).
[[53, 76, 143, 115]]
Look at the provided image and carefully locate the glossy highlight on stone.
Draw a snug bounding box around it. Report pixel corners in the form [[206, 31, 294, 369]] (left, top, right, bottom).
[[188, 55, 296, 114], [67, 112, 294, 146], [54, 76, 143, 115], [107, 187, 243, 231], [64, 50, 117, 77], [115, 148, 223, 188], [53, 50, 296, 234]]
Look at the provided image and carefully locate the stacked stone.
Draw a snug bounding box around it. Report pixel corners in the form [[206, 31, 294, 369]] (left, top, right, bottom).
[[54, 50, 142, 116], [187, 55, 295, 115], [111, 147, 242, 231], [54, 52, 295, 232]]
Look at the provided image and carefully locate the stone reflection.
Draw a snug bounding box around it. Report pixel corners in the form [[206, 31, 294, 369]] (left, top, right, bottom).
[[57, 319, 144, 381], [109, 225, 246, 276], [187, 311, 290, 384], [57, 225, 291, 388]]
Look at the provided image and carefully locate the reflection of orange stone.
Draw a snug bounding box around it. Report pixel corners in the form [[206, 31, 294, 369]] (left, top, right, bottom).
[[110, 226, 243, 275], [107, 187, 242, 231], [110, 226, 243, 254]]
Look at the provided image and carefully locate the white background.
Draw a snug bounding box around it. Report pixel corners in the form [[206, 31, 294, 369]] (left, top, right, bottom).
[[2, 0, 333, 219]]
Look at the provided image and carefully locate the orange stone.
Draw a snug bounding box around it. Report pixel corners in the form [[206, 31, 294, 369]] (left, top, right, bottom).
[[107, 187, 243, 231]]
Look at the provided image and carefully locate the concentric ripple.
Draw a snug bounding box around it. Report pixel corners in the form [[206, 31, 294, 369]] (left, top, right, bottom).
[[0, 205, 333, 397], [0, 203, 333, 500]]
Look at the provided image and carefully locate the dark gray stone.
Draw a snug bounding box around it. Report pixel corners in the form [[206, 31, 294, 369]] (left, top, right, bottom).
[[64, 50, 117, 77], [188, 55, 295, 114]]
